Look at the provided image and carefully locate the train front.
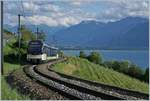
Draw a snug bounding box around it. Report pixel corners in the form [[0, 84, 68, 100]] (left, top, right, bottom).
[[27, 40, 46, 62]]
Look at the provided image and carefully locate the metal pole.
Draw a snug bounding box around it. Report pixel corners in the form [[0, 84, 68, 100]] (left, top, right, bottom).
[[36, 27, 38, 40], [1, 1, 3, 75], [18, 14, 21, 63]]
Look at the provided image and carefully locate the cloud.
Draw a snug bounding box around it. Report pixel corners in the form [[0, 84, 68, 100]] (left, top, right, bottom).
[[4, 1, 95, 27], [68, 0, 94, 6], [23, 15, 80, 27], [25, 15, 58, 26], [23, 1, 39, 11], [70, 1, 81, 6], [58, 16, 80, 26], [4, 0, 149, 27], [96, 0, 149, 22], [41, 4, 60, 12], [4, 13, 18, 26]]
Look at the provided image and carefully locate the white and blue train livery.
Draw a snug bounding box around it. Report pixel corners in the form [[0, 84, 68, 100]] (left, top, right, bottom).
[[27, 40, 59, 62]]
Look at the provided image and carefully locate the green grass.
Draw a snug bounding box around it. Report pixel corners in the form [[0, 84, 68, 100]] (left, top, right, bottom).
[[1, 62, 29, 100], [3, 62, 20, 74], [1, 77, 29, 100], [53, 57, 149, 94], [1, 38, 29, 100]]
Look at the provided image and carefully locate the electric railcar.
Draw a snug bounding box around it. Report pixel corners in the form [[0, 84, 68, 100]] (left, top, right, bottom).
[[27, 40, 59, 63]]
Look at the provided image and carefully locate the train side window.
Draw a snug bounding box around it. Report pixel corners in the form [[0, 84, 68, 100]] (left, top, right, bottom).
[[49, 48, 51, 56], [43, 47, 47, 53], [48, 48, 50, 56]]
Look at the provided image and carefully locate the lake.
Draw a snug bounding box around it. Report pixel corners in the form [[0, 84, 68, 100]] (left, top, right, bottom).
[[62, 50, 149, 69]]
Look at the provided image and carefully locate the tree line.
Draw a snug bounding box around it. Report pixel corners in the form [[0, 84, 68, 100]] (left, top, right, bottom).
[[4, 25, 46, 64], [79, 51, 149, 83]]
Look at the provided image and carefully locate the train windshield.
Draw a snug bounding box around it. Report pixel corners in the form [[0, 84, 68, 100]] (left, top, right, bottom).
[[28, 41, 43, 54], [29, 44, 41, 48]]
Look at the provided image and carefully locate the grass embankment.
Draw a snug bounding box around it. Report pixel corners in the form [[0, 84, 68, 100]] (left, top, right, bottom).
[[1, 37, 29, 100], [53, 57, 149, 94], [1, 63, 29, 100]]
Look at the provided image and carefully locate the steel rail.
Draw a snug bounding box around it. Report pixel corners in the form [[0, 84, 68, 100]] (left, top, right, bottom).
[[23, 58, 149, 100], [34, 65, 124, 100], [47, 67, 149, 100]]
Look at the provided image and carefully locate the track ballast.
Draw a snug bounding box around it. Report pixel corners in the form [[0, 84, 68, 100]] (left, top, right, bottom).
[[23, 58, 149, 100]]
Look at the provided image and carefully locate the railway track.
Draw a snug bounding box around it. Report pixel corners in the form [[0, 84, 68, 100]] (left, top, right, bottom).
[[47, 68, 149, 100], [23, 59, 149, 100]]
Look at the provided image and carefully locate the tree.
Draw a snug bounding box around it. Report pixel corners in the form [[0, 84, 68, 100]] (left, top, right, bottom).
[[58, 51, 64, 58], [143, 68, 149, 83], [111, 61, 121, 71], [103, 61, 113, 68], [20, 25, 36, 41], [38, 30, 46, 41], [103, 60, 130, 74], [128, 63, 144, 79], [119, 61, 130, 74], [87, 51, 102, 64], [79, 51, 86, 58]]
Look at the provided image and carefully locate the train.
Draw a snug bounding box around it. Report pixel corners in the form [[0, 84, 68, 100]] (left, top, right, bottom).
[[27, 40, 59, 63]]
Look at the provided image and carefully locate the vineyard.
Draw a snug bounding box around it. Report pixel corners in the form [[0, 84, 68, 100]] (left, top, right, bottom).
[[53, 57, 149, 94]]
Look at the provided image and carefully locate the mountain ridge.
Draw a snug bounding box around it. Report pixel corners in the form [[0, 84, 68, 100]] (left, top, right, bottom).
[[4, 17, 149, 50], [52, 17, 149, 50]]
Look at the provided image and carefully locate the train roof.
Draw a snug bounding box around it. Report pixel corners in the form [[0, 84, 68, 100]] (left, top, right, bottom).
[[43, 43, 58, 50], [29, 40, 43, 44], [29, 40, 58, 50]]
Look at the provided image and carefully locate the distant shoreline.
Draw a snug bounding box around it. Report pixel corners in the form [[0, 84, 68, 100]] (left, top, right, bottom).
[[60, 48, 149, 51]]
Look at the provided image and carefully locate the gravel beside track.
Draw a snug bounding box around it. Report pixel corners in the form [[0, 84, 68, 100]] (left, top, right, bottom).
[[6, 66, 67, 100], [8, 58, 149, 100], [24, 65, 102, 100], [35, 64, 148, 100]]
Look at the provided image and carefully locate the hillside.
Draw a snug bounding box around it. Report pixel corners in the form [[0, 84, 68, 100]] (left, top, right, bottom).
[[3, 29, 13, 38], [52, 57, 149, 93], [2, 36, 29, 100], [52, 17, 149, 49]]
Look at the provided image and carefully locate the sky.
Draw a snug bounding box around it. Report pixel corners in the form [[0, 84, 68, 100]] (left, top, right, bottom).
[[4, 0, 149, 27]]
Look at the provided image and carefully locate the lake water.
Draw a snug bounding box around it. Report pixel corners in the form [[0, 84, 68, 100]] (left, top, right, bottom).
[[62, 50, 149, 69]]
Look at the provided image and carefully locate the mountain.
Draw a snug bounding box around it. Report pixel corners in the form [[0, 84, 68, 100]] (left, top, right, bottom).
[[51, 17, 149, 50], [4, 17, 149, 50], [4, 24, 66, 43], [110, 22, 149, 49], [4, 24, 18, 32], [24, 24, 65, 43]]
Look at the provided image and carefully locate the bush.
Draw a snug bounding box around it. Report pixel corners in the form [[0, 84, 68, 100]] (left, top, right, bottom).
[[58, 51, 64, 58], [87, 51, 102, 64], [143, 68, 149, 83], [128, 63, 144, 79], [111, 61, 121, 71], [79, 51, 86, 58], [102, 60, 147, 82], [117, 61, 129, 74], [103, 60, 129, 73], [4, 37, 28, 64], [103, 61, 113, 68], [77, 50, 147, 83]]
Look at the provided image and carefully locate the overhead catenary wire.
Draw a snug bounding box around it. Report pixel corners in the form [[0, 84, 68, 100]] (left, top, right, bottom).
[[20, 0, 25, 17], [17, 0, 31, 63], [20, 0, 40, 40], [20, 0, 30, 26], [19, 0, 37, 27], [20, 1, 47, 43]]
